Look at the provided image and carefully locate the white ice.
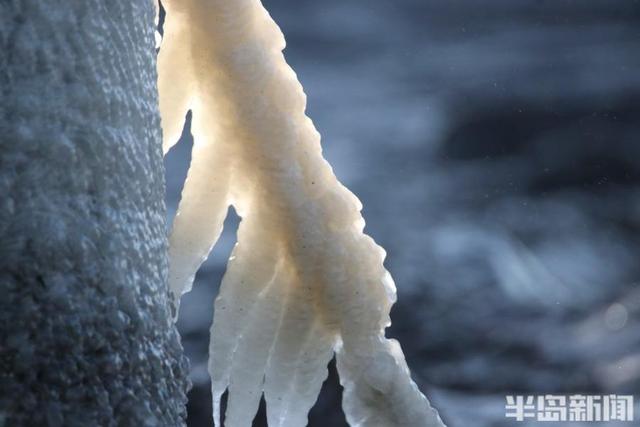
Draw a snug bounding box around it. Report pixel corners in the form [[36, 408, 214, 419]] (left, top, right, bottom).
[[158, 1, 445, 426]]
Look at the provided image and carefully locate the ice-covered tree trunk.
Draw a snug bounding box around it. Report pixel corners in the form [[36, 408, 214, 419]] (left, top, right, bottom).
[[0, 1, 189, 425]]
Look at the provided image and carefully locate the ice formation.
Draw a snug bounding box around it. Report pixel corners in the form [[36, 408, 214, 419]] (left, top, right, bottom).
[[1, 1, 188, 425], [158, 0, 445, 426]]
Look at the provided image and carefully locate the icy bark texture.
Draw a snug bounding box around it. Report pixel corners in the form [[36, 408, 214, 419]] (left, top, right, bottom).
[[0, 1, 189, 426], [159, 0, 444, 426]]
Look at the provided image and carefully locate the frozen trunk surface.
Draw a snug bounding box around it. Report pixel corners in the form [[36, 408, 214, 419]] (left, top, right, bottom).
[[159, 0, 445, 426], [0, 1, 189, 425]]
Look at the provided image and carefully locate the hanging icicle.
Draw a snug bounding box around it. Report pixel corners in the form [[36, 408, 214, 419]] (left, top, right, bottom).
[[158, 1, 445, 426]]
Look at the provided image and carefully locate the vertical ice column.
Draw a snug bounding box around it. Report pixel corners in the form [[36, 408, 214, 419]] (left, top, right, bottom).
[[0, 1, 189, 425]]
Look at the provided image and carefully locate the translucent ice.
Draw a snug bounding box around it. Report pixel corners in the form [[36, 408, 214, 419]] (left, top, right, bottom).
[[158, 1, 445, 426]]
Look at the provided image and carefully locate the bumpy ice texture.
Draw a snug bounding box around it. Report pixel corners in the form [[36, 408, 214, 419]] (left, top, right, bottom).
[[0, 1, 189, 425], [159, 0, 445, 426]]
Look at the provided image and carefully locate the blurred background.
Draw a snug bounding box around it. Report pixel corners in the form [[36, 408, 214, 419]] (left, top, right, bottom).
[[163, 1, 640, 425]]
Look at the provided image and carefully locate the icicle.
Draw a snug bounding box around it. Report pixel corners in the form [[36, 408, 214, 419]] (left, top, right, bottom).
[[158, 0, 445, 426]]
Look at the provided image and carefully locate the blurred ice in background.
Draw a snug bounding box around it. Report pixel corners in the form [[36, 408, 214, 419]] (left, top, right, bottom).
[[163, 1, 640, 425]]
